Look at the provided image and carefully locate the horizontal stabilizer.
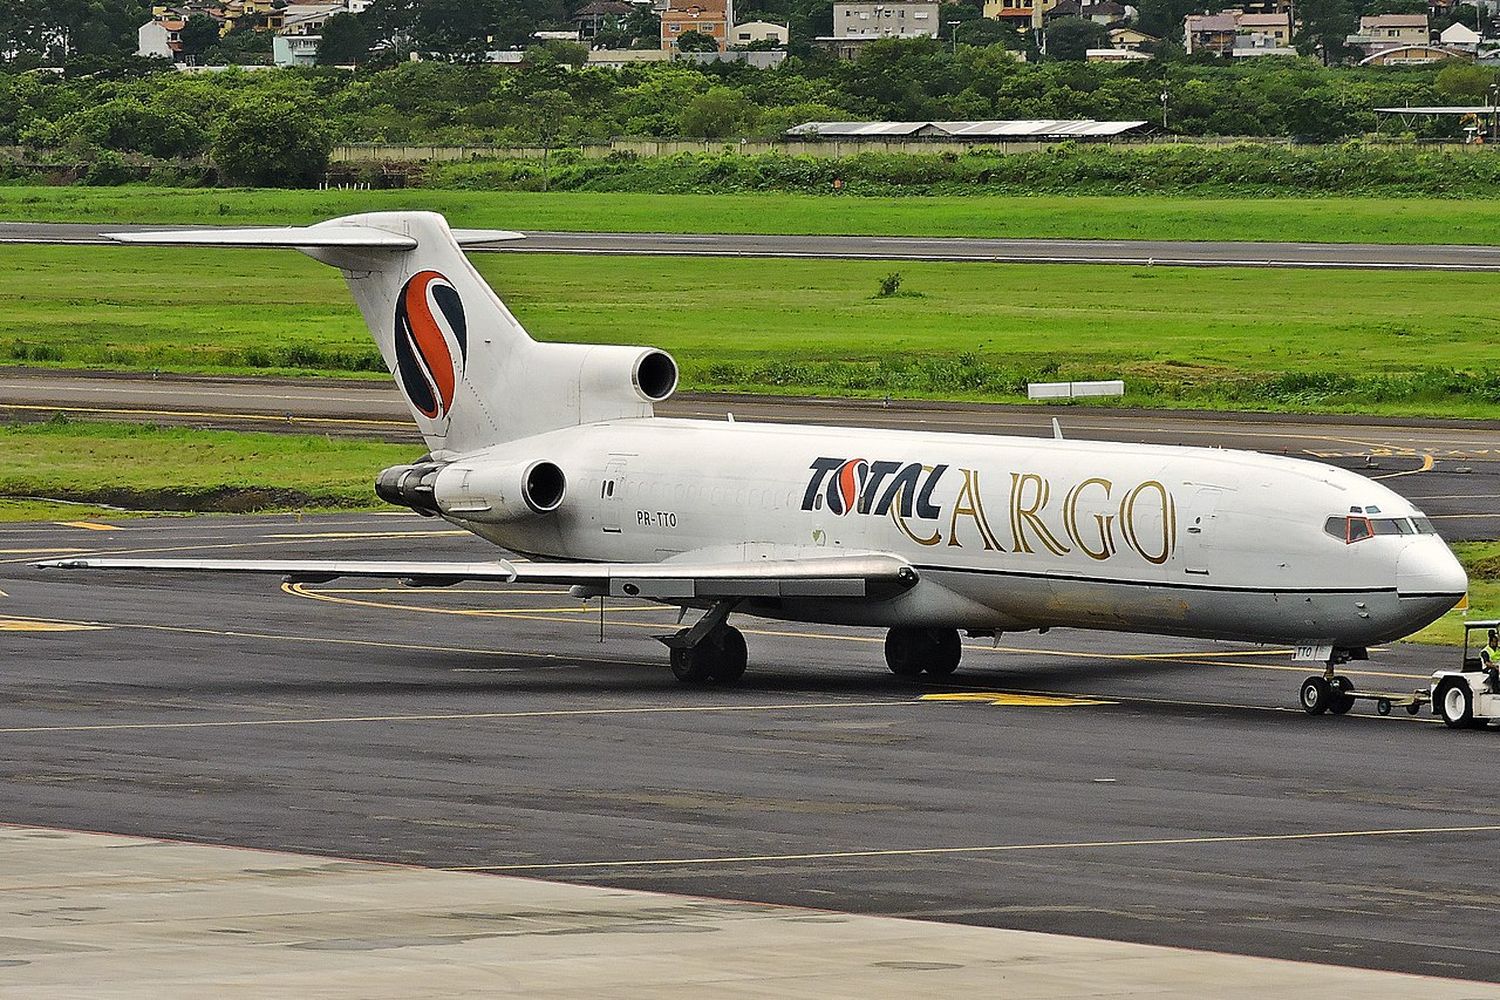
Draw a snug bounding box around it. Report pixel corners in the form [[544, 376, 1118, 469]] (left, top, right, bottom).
[[37, 552, 917, 600], [103, 226, 525, 250]]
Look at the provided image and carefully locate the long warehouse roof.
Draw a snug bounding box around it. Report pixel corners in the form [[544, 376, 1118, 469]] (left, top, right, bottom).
[[785, 119, 1149, 138]]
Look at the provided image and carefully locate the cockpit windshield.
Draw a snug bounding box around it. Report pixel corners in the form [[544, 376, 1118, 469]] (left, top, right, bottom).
[[1324, 514, 1437, 543]]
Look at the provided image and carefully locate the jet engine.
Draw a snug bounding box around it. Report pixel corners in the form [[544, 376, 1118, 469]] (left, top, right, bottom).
[[376, 459, 566, 522]]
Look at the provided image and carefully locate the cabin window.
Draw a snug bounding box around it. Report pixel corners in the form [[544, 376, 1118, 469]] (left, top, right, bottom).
[[1326, 515, 1375, 543], [1370, 517, 1413, 536], [1411, 516, 1437, 534]]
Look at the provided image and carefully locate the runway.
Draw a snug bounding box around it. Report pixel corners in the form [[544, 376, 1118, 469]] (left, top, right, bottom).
[[5, 221, 1500, 270], [3, 369, 1495, 540], [4, 512, 1500, 986]]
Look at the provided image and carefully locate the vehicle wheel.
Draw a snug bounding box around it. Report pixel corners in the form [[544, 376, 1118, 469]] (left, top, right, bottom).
[[924, 629, 962, 677], [670, 646, 712, 684], [1328, 674, 1356, 714], [708, 626, 747, 683], [1300, 676, 1331, 715], [884, 628, 927, 677], [1377, 698, 1392, 716], [1439, 682, 1474, 730], [1406, 701, 1422, 716]]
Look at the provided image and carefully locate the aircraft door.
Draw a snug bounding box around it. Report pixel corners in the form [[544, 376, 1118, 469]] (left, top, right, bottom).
[[601, 457, 627, 535], [1182, 487, 1223, 577]]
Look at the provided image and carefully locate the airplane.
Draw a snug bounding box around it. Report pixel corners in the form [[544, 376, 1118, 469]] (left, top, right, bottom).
[[37, 211, 1468, 712]]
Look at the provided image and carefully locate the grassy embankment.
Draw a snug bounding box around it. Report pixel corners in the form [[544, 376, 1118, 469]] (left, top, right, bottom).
[[4, 185, 1500, 245], [0, 418, 412, 522], [4, 243, 1498, 417]]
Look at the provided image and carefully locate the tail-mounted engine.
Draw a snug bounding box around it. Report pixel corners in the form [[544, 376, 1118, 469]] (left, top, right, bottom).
[[375, 459, 566, 522]]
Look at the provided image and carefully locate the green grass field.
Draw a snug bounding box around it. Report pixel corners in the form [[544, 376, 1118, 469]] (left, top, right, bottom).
[[4, 186, 1500, 245], [0, 418, 413, 520], [4, 244, 1498, 416]]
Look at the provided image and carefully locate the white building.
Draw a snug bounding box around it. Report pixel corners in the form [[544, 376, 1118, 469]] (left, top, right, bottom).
[[272, 33, 320, 65], [819, 3, 940, 59], [136, 19, 182, 59], [730, 20, 789, 45]]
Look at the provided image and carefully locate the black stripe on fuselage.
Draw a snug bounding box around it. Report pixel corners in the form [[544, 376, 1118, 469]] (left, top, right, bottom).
[[916, 563, 1401, 596]]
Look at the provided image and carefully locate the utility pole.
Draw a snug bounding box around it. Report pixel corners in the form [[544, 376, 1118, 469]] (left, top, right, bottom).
[[1491, 82, 1499, 144], [1160, 88, 1169, 131], [947, 19, 961, 53]]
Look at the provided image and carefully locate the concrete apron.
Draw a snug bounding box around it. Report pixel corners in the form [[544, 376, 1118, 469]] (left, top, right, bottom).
[[2, 825, 1494, 1000]]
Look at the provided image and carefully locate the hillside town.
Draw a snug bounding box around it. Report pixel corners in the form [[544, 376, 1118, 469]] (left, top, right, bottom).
[[124, 0, 1499, 66]]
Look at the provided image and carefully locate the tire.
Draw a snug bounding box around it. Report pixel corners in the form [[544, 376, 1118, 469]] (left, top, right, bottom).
[[1328, 675, 1356, 715], [1376, 699, 1392, 716], [924, 629, 962, 677], [1439, 682, 1474, 730], [1406, 701, 1423, 716], [670, 646, 711, 684], [708, 626, 747, 683], [884, 628, 927, 677], [1300, 676, 1331, 715]]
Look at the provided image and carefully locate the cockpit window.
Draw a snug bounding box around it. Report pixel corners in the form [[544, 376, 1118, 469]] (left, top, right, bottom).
[[1326, 514, 1425, 542]]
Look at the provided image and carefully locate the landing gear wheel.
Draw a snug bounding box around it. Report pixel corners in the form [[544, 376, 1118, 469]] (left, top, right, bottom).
[[1300, 676, 1331, 715], [1439, 682, 1475, 730], [708, 626, 747, 683], [670, 646, 712, 684], [670, 625, 748, 684], [1328, 675, 1356, 716], [884, 628, 962, 678]]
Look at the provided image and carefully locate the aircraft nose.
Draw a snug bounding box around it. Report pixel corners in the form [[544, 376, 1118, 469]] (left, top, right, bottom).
[[1396, 541, 1468, 599]]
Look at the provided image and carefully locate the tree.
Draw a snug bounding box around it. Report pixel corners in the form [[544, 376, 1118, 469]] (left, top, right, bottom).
[[1044, 17, 1108, 61], [317, 12, 371, 65], [675, 29, 720, 52], [680, 86, 756, 136], [1435, 64, 1497, 102], [178, 14, 221, 60], [213, 98, 332, 187], [1294, 0, 1354, 65]]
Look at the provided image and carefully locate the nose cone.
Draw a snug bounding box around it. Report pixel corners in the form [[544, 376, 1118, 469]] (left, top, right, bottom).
[[1397, 541, 1468, 599]]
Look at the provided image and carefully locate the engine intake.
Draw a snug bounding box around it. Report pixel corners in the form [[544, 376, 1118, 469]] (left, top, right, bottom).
[[432, 459, 567, 523]]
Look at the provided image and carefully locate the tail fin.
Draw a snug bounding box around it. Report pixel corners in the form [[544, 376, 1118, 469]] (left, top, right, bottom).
[[107, 212, 678, 457]]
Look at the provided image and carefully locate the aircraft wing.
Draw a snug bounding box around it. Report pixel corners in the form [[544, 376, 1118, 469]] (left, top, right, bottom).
[[35, 553, 918, 600]]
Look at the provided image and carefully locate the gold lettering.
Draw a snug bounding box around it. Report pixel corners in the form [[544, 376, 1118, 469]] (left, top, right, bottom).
[[1119, 480, 1176, 565], [1063, 477, 1115, 561], [1008, 473, 1071, 556], [946, 468, 1002, 550], [891, 470, 942, 546]]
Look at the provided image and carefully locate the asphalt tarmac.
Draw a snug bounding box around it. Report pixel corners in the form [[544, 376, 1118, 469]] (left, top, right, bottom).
[[5, 221, 1500, 270], [3, 370, 1495, 541], [4, 512, 1500, 983]]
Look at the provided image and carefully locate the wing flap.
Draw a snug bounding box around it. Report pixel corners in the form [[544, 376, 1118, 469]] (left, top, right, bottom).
[[36, 553, 916, 599]]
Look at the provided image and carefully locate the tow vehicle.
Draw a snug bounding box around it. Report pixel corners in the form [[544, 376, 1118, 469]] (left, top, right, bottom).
[[1429, 620, 1500, 729]]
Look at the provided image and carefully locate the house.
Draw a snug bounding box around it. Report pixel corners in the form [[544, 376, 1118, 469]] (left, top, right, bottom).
[[730, 20, 789, 45], [1359, 43, 1472, 64], [1044, 0, 1134, 23], [272, 1, 374, 65], [1108, 25, 1157, 49], [571, 1, 636, 39], [1440, 22, 1482, 51], [272, 32, 320, 65], [1355, 13, 1428, 45], [137, 18, 184, 58], [1183, 12, 1237, 54], [661, 0, 734, 51], [817, 2, 940, 59], [1184, 9, 1294, 56]]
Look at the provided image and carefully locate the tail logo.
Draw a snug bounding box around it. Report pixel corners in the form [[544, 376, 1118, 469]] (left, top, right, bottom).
[[394, 270, 468, 423]]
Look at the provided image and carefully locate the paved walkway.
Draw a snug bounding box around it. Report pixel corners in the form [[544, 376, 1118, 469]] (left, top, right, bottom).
[[3, 825, 1496, 999]]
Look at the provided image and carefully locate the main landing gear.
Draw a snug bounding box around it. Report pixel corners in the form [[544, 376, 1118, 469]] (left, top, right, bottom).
[[660, 600, 747, 684], [884, 627, 962, 678]]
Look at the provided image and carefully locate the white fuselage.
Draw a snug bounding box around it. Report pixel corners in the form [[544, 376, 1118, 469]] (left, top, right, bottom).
[[445, 417, 1466, 648]]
